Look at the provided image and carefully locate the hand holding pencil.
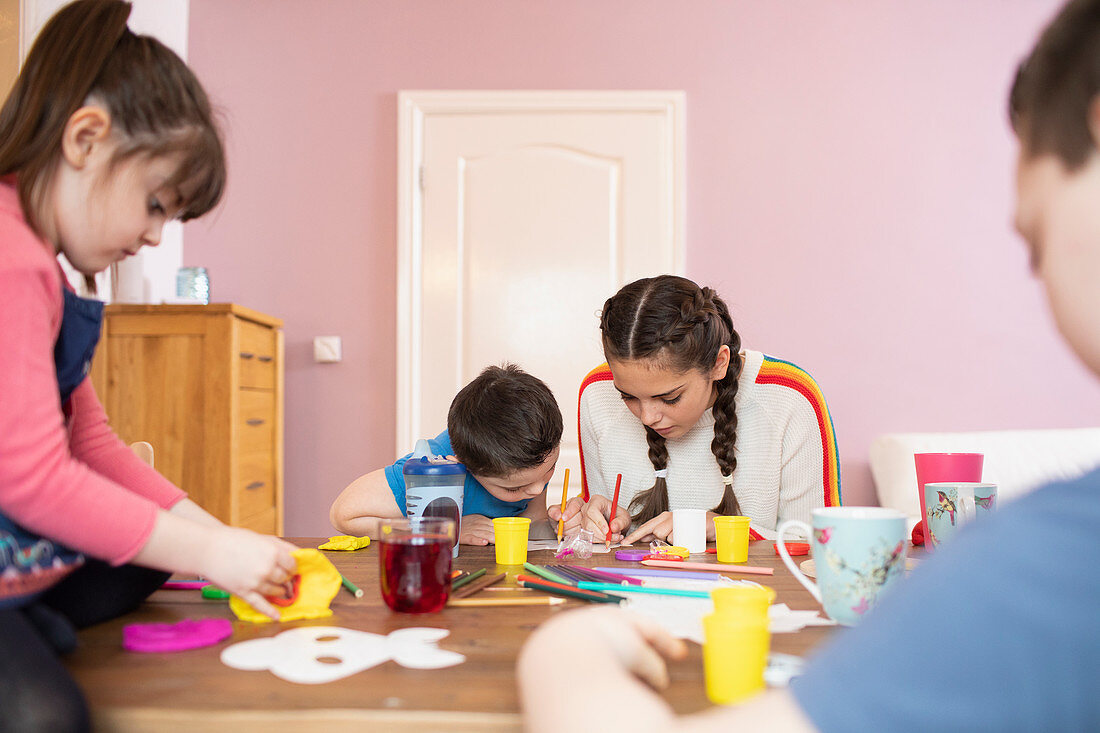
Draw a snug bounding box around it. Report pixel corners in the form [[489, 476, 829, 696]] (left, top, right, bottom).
[[547, 469, 585, 539]]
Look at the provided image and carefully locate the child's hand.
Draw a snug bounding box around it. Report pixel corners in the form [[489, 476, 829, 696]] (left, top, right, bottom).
[[581, 495, 631, 543], [198, 526, 298, 621], [459, 514, 495, 545], [621, 511, 673, 546], [547, 496, 585, 535], [520, 607, 687, 691]]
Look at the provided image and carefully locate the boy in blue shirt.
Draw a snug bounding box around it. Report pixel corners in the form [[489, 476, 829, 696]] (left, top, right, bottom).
[[331, 364, 563, 544], [519, 1, 1100, 730]]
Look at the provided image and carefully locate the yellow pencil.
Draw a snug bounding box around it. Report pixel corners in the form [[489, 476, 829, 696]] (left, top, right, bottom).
[[557, 468, 571, 541], [447, 596, 565, 608]]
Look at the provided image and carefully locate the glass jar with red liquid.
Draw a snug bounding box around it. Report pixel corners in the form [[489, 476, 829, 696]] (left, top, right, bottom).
[[379, 517, 455, 613]]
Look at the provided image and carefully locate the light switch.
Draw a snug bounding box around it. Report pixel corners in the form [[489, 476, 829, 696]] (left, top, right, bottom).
[[313, 336, 342, 363]]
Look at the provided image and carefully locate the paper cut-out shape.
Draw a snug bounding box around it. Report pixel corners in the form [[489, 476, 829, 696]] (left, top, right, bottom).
[[318, 535, 372, 551], [230, 548, 341, 624], [220, 626, 465, 684]]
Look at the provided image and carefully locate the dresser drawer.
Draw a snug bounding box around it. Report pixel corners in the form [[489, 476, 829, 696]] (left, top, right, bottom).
[[237, 390, 276, 519], [238, 321, 277, 389], [238, 452, 275, 521]]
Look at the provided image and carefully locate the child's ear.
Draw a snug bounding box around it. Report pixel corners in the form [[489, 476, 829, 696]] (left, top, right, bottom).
[[61, 106, 112, 169], [710, 344, 731, 381]]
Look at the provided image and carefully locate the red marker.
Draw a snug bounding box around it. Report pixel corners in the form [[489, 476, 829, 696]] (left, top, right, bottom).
[[606, 473, 623, 548]]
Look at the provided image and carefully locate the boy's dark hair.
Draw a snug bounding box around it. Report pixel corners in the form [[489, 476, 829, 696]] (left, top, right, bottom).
[[0, 0, 226, 235], [1009, 0, 1100, 170], [447, 364, 563, 478]]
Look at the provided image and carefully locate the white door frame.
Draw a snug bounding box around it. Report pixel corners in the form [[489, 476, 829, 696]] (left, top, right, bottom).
[[396, 90, 685, 455]]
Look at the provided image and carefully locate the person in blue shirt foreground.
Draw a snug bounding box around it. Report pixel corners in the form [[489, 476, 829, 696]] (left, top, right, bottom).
[[518, 1, 1100, 730]]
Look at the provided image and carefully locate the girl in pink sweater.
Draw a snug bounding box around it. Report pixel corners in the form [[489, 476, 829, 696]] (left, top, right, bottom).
[[0, 2, 297, 728]]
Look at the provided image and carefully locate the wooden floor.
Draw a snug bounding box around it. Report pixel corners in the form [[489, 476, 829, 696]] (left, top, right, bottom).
[[66, 540, 836, 732]]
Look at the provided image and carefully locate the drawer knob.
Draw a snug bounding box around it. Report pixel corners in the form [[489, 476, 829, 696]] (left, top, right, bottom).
[[240, 352, 255, 359], [258, 355, 274, 363], [246, 418, 265, 426], [246, 481, 265, 490]]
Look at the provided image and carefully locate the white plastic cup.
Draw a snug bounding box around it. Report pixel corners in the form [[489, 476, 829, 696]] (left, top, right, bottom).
[[671, 508, 707, 553]]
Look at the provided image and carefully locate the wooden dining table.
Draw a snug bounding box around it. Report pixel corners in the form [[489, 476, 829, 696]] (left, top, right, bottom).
[[66, 538, 839, 732]]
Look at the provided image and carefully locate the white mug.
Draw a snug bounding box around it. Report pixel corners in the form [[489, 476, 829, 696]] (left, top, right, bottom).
[[671, 508, 707, 553]]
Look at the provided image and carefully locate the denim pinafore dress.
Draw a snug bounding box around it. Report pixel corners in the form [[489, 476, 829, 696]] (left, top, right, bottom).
[[0, 288, 101, 608]]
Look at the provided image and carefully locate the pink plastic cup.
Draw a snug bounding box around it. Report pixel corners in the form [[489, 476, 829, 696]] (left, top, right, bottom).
[[914, 453, 983, 547]]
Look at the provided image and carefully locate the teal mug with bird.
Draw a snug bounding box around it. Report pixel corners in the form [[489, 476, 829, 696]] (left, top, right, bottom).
[[777, 507, 908, 626], [923, 482, 998, 549]]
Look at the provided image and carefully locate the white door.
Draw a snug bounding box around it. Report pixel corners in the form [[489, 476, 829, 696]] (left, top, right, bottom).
[[397, 91, 684, 502]]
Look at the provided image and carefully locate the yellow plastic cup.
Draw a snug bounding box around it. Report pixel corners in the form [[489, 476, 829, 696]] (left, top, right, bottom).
[[702, 611, 770, 705], [711, 584, 776, 618], [493, 517, 531, 565], [714, 515, 751, 563]]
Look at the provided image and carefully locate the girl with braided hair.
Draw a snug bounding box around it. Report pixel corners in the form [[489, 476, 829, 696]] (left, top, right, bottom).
[[565, 275, 840, 545]]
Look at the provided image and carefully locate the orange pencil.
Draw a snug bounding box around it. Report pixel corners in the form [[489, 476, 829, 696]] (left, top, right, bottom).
[[606, 473, 622, 548], [556, 468, 571, 541]]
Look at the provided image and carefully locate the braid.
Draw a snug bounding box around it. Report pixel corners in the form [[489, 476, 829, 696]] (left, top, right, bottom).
[[705, 288, 743, 516], [629, 428, 671, 525]]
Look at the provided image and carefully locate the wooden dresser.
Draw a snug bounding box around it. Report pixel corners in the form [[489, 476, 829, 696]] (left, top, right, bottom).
[[89, 304, 284, 535]]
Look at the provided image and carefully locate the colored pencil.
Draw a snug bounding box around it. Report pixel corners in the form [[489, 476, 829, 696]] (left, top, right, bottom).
[[564, 565, 643, 585], [451, 569, 464, 579], [339, 573, 364, 598], [595, 567, 724, 581], [607, 473, 623, 548], [448, 596, 565, 607], [451, 568, 486, 590], [557, 468, 571, 541], [523, 562, 575, 586], [544, 565, 588, 583], [450, 572, 506, 599], [641, 559, 774, 576], [576, 581, 712, 599], [518, 576, 622, 604], [484, 586, 532, 592], [516, 574, 604, 597]]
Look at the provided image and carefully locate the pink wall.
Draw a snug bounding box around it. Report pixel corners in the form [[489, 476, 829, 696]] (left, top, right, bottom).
[[186, 0, 1100, 536]]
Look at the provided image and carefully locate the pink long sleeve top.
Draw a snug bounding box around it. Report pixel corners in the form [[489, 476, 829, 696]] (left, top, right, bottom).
[[0, 179, 185, 565]]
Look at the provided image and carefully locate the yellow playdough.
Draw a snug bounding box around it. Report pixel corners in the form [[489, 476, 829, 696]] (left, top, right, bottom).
[[230, 548, 342, 624], [317, 535, 371, 551]]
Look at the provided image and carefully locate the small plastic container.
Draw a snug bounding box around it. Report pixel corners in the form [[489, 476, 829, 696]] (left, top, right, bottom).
[[404, 454, 466, 558]]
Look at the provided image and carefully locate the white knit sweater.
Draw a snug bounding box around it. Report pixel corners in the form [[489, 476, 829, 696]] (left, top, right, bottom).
[[578, 350, 840, 540]]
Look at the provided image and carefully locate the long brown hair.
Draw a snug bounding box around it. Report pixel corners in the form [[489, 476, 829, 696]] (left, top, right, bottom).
[[600, 275, 744, 526], [0, 0, 226, 242]]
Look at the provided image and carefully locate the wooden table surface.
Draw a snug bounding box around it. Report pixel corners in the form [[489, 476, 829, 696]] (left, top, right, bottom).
[[67, 539, 836, 732]]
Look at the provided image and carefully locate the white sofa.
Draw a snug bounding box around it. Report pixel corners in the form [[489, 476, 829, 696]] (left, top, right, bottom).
[[870, 428, 1100, 528]]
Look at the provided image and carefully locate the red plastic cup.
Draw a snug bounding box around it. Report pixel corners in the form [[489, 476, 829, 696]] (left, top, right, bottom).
[[914, 453, 983, 547]]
